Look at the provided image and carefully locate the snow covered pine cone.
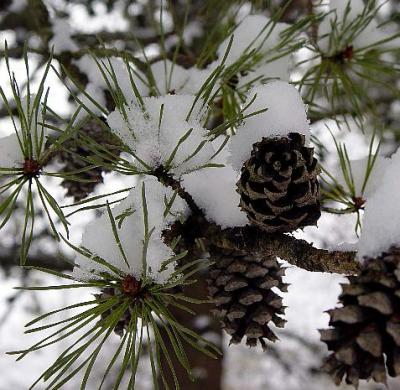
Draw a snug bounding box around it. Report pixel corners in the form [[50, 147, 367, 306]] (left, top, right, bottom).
[[237, 132, 321, 233], [59, 118, 122, 201], [207, 248, 288, 348], [320, 246, 400, 387]]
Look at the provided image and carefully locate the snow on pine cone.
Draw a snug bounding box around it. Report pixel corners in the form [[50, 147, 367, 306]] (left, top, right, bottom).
[[207, 248, 288, 348], [320, 246, 400, 387], [59, 118, 122, 201], [237, 132, 321, 233]]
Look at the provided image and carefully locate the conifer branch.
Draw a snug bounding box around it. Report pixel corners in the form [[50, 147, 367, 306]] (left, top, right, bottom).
[[207, 224, 359, 275]]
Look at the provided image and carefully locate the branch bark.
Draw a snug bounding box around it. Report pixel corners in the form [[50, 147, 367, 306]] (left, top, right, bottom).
[[0, 245, 72, 271], [206, 224, 359, 275]]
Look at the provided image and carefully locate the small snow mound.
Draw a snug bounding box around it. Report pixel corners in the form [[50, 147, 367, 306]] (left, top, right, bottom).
[[0, 133, 23, 168], [73, 176, 189, 284], [74, 55, 148, 104], [182, 165, 248, 228], [217, 15, 292, 86], [357, 148, 400, 261], [49, 18, 78, 54], [107, 94, 215, 177], [0, 94, 47, 168], [229, 81, 310, 171], [335, 156, 391, 199], [319, 0, 400, 54], [150, 59, 214, 95]]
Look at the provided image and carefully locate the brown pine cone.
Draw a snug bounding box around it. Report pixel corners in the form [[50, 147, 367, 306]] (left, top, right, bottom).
[[207, 248, 288, 349], [237, 132, 321, 233], [320, 246, 400, 387]]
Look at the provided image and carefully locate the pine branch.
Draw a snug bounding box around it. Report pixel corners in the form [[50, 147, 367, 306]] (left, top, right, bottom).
[[0, 244, 72, 271], [153, 166, 203, 216], [165, 215, 359, 276], [207, 224, 359, 275]]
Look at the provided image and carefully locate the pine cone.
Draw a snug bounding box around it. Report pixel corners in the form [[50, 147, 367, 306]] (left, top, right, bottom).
[[59, 118, 122, 201], [237, 132, 321, 233], [320, 246, 400, 387], [207, 248, 288, 349]]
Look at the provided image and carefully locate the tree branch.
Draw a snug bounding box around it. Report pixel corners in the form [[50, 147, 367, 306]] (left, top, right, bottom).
[[0, 245, 72, 271], [205, 224, 359, 275]]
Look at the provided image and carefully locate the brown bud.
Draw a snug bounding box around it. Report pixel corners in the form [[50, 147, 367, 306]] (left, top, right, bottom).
[[121, 275, 141, 297], [23, 159, 41, 177]]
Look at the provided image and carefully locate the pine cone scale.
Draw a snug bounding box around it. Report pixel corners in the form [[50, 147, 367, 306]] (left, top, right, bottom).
[[357, 291, 394, 314], [356, 328, 382, 357]]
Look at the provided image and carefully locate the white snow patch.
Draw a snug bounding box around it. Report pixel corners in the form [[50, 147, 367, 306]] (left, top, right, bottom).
[[229, 81, 310, 171], [150, 59, 213, 95], [73, 176, 189, 284], [107, 94, 216, 177], [335, 156, 391, 199], [8, 0, 27, 12], [217, 15, 292, 85], [318, 0, 400, 54], [0, 94, 47, 168], [49, 18, 78, 54], [0, 132, 24, 168], [182, 165, 248, 228], [357, 148, 400, 260], [74, 55, 148, 104]]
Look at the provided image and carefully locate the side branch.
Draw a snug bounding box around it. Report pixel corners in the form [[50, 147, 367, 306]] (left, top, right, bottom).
[[207, 225, 359, 275]]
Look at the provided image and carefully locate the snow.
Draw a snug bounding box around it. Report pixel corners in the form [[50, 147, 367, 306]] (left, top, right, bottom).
[[150, 60, 188, 94], [74, 55, 148, 104], [318, 0, 400, 55], [329, 241, 358, 252], [74, 55, 108, 90], [217, 15, 292, 86], [75, 56, 210, 101], [165, 21, 203, 50], [73, 176, 189, 284], [357, 148, 400, 260], [335, 156, 391, 199], [107, 94, 216, 177], [7, 0, 27, 12], [0, 94, 47, 168], [229, 81, 310, 171], [49, 18, 79, 54], [193, 314, 211, 329], [76, 82, 106, 118], [150, 59, 214, 95], [182, 165, 248, 228], [0, 132, 23, 168]]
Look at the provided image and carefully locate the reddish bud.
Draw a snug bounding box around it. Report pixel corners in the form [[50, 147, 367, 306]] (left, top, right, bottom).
[[352, 196, 366, 210], [23, 159, 41, 177], [343, 45, 354, 60], [121, 275, 141, 297]]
